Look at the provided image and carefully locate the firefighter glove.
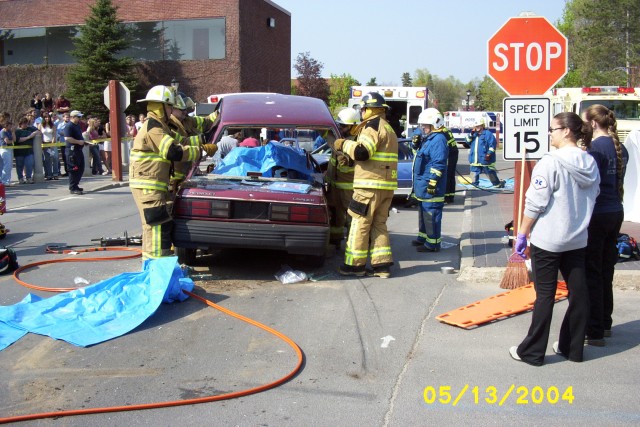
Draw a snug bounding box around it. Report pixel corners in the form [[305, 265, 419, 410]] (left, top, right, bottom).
[[515, 233, 528, 257], [411, 134, 422, 150], [202, 143, 218, 157], [333, 138, 345, 152], [484, 153, 492, 162], [427, 179, 438, 195]]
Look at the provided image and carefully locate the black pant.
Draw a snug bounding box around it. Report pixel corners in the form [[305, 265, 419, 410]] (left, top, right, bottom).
[[67, 146, 84, 190], [445, 147, 458, 201], [517, 244, 589, 365], [585, 210, 624, 338]]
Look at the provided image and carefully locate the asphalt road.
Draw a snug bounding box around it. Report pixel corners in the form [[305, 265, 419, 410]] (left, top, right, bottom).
[[1, 186, 639, 426]]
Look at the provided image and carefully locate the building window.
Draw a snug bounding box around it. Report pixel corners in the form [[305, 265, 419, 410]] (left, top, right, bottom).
[[1, 18, 226, 65]]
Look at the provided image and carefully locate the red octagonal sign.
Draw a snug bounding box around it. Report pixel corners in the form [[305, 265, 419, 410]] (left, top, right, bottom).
[[488, 16, 568, 96]]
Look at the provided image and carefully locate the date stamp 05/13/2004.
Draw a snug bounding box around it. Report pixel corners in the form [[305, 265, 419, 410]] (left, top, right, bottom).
[[423, 385, 575, 406]]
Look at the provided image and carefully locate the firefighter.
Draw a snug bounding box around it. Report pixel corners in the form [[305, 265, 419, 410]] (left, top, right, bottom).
[[466, 118, 505, 188], [327, 107, 360, 248], [442, 126, 458, 203], [167, 94, 218, 196], [334, 92, 398, 278], [411, 108, 449, 252], [130, 85, 215, 260]]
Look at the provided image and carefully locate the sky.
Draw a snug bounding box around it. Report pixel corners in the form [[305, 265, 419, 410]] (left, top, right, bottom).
[[272, 0, 567, 85]]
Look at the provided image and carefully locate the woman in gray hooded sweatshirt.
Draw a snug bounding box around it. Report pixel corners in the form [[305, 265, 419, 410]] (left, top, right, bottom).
[[510, 112, 600, 366]]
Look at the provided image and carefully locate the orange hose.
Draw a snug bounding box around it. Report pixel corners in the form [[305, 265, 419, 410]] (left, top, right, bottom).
[[1, 248, 304, 424]]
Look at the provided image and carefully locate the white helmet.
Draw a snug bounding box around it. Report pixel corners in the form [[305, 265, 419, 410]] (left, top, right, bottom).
[[336, 108, 361, 125], [417, 108, 444, 129], [473, 117, 486, 127], [137, 85, 175, 105]]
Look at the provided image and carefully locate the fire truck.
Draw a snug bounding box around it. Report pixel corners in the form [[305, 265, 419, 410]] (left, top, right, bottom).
[[347, 86, 429, 138], [546, 86, 640, 142]]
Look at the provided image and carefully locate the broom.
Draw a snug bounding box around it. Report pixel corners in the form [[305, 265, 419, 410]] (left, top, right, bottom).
[[499, 145, 529, 289]]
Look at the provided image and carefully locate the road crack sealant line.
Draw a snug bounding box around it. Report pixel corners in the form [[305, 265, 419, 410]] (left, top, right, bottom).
[[1, 246, 304, 424]]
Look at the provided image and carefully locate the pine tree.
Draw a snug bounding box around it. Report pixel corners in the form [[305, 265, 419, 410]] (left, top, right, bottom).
[[66, 0, 137, 121]]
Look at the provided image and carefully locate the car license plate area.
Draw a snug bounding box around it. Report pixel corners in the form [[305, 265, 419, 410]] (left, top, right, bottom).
[[232, 201, 269, 220]]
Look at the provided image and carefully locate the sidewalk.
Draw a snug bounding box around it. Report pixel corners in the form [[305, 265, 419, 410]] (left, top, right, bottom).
[[457, 186, 640, 288]]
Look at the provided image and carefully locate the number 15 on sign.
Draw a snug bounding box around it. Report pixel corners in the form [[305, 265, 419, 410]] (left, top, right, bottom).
[[502, 97, 551, 161]]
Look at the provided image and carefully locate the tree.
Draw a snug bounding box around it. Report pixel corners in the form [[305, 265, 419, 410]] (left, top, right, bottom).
[[401, 72, 412, 87], [293, 52, 330, 102], [65, 0, 138, 121], [475, 77, 507, 111], [327, 73, 359, 115], [558, 0, 640, 87], [366, 77, 378, 86]]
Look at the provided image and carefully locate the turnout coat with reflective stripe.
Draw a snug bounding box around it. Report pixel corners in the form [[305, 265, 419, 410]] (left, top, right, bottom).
[[129, 112, 200, 192], [342, 114, 398, 191]]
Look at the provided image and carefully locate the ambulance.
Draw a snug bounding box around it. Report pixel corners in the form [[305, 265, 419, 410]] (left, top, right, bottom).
[[347, 86, 429, 138], [443, 111, 503, 146], [546, 86, 640, 142]]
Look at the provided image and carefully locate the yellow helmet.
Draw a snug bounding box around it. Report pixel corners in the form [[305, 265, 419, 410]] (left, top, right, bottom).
[[137, 85, 175, 105]]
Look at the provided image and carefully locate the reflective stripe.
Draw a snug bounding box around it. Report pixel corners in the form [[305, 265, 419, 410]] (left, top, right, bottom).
[[130, 151, 171, 164], [416, 196, 445, 203], [352, 179, 397, 190], [430, 168, 443, 177], [130, 178, 168, 192], [369, 152, 398, 161], [333, 182, 354, 190], [158, 134, 175, 158], [356, 134, 376, 154], [370, 246, 392, 258]]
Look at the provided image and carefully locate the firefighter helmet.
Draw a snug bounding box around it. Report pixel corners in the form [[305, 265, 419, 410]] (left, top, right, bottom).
[[473, 117, 486, 127], [360, 92, 389, 109], [335, 108, 361, 125], [183, 97, 196, 111], [137, 85, 175, 105], [173, 94, 187, 110], [417, 108, 444, 129]]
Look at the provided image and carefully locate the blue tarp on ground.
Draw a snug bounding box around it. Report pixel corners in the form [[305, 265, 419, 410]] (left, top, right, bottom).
[[458, 177, 515, 191], [213, 141, 313, 180], [0, 257, 193, 351]]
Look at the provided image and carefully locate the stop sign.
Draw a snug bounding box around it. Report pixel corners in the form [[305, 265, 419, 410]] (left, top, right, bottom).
[[487, 16, 567, 96]]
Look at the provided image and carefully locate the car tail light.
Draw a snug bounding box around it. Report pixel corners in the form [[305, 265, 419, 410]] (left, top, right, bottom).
[[174, 199, 230, 218], [271, 204, 328, 224]]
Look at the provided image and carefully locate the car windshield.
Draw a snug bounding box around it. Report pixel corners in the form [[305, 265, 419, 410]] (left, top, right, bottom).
[[581, 100, 640, 120], [216, 126, 338, 152]]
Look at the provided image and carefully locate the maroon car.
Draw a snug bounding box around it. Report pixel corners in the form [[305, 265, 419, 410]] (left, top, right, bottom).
[[172, 93, 340, 266]]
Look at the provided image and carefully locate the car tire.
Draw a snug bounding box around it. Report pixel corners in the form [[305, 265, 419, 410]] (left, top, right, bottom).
[[175, 247, 197, 265]]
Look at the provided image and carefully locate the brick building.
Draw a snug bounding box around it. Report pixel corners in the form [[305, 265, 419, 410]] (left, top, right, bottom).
[[0, 0, 291, 115]]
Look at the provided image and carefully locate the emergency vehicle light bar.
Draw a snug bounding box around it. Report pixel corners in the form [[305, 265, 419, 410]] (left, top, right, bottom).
[[352, 89, 363, 97], [416, 91, 426, 98], [208, 95, 220, 103], [581, 86, 636, 94]]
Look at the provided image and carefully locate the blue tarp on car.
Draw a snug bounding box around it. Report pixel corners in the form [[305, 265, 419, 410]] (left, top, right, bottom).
[[213, 141, 314, 180], [0, 257, 193, 351]]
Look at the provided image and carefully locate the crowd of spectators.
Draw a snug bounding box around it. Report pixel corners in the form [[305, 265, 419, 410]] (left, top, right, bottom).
[[0, 92, 140, 187]]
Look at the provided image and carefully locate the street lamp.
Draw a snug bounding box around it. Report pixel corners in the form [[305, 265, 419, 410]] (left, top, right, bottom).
[[171, 78, 179, 92], [466, 90, 472, 111]]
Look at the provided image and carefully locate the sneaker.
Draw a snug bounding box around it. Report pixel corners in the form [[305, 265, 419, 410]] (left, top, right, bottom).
[[494, 180, 506, 189], [102, 171, 110, 176], [604, 329, 612, 338], [509, 346, 521, 361], [584, 337, 606, 347], [338, 264, 366, 277], [552, 341, 565, 356], [365, 266, 391, 279], [411, 239, 424, 247], [416, 244, 440, 252]]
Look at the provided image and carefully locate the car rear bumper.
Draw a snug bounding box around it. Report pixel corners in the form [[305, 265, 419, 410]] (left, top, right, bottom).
[[173, 218, 329, 255]]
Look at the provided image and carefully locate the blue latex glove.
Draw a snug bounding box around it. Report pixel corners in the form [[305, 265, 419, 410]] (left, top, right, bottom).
[[515, 233, 527, 257]]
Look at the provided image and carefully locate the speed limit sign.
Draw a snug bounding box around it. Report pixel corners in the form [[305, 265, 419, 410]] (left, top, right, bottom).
[[502, 97, 551, 160]]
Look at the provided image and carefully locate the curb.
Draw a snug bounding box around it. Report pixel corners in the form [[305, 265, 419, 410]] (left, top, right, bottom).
[[456, 190, 640, 290]]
